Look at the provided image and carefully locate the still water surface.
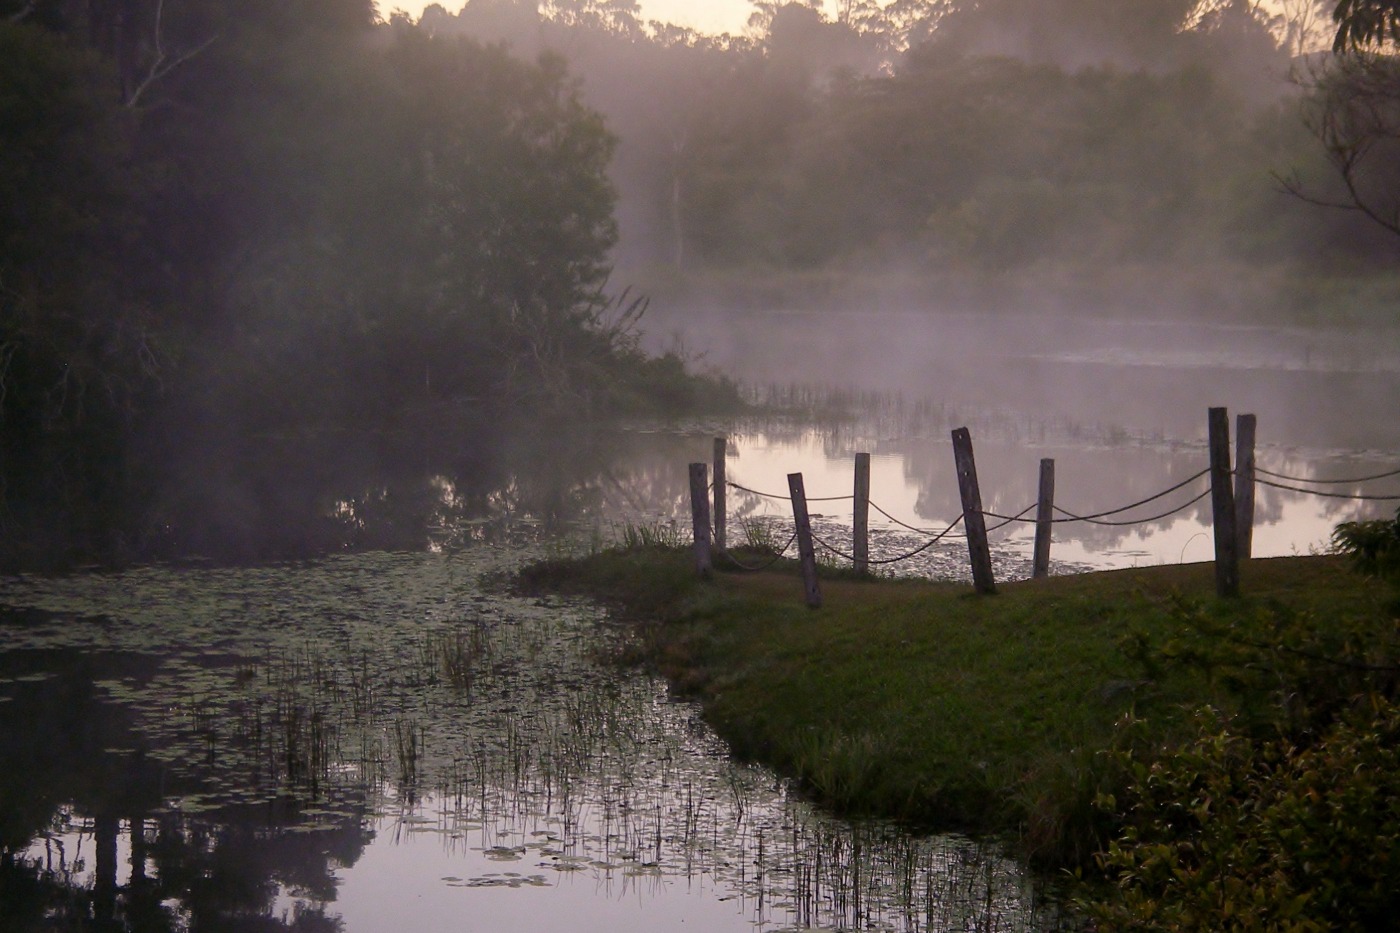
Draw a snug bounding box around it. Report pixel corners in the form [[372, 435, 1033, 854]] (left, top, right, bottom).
[[2, 549, 1046, 932], [4, 312, 1399, 930]]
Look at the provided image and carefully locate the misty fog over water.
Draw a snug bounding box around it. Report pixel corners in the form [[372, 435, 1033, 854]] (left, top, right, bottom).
[[629, 304, 1400, 571], [646, 306, 1400, 449]]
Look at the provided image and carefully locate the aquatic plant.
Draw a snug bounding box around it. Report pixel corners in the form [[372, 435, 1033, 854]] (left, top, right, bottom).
[[1, 550, 1056, 931], [737, 516, 785, 555], [616, 519, 684, 550]]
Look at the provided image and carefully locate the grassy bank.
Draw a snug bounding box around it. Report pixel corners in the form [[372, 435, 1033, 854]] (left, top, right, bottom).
[[518, 543, 1400, 925]]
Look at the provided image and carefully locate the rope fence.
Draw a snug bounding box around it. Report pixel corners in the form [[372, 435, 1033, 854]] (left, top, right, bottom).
[[1256, 465, 1400, 485], [681, 407, 1398, 603], [727, 481, 854, 503], [809, 516, 965, 567], [1255, 478, 1400, 501]]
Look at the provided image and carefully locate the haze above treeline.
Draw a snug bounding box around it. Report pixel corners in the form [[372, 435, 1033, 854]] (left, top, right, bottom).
[[2, 0, 1396, 567], [400, 0, 1399, 317]]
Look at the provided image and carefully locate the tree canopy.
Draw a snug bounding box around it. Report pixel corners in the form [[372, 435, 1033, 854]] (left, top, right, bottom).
[[4, 0, 1395, 566], [0, 3, 725, 567]]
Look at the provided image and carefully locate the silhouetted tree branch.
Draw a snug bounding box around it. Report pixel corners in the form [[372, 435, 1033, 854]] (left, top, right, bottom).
[[1283, 52, 1400, 238], [125, 0, 217, 109], [1332, 0, 1400, 50]]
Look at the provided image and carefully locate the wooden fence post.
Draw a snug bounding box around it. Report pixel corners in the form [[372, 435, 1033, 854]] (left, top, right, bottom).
[[951, 428, 997, 595], [1033, 458, 1055, 579], [1208, 408, 1240, 597], [713, 437, 727, 553], [788, 472, 823, 608], [1234, 413, 1256, 561], [853, 452, 871, 575], [689, 462, 712, 579]]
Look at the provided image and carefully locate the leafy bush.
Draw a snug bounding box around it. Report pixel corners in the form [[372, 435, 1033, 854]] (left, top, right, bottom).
[[1333, 506, 1400, 585], [1118, 593, 1400, 738], [1082, 523, 1400, 930], [1081, 701, 1400, 932]]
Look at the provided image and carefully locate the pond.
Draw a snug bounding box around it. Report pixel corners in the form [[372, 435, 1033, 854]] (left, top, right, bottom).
[[639, 308, 1400, 579], [4, 310, 1398, 931], [1, 550, 1050, 932], [705, 397, 1399, 580]]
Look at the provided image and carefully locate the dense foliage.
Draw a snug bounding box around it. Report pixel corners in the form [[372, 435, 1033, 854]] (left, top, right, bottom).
[[1078, 538, 1400, 930], [420, 0, 1399, 304], [1085, 702, 1400, 931], [0, 2, 734, 568], [5, 0, 1398, 566], [1334, 506, 1400, 609]]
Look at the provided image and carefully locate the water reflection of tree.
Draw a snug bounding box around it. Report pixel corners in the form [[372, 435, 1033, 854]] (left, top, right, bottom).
[[0, 649, 370, 932], [141, 423, 717, 560], [119, 372, 1400, 566], [896, 437, 1391, 557], [1, 554, 1056, 931]]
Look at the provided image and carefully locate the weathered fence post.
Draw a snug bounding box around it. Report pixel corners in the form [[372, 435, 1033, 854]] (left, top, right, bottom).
[[1033, 458, 1055, 579], [1208, 407, 1240, 597], [689, 462, 712, 579], [951, 428, 997, 595], [853, 452, 871, 576], [713, 437, 728, 553], [788, 472, 823, 608], [1234, 413, 1256, 561]]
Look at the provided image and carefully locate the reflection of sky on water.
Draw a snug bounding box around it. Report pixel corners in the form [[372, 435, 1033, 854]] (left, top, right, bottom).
[[4, 552, 1051, 932], [689, 425, 1396, 574], [322, 787, 1039, 932], [631, 308, 1400, 575]]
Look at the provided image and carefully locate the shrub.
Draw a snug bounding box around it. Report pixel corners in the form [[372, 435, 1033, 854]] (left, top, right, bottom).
[[1080, 700, 1400, 931], [1333, 506, 1400, 587]]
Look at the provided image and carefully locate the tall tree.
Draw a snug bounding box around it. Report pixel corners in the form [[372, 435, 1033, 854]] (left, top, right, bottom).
[[0, 21, 156, 559]]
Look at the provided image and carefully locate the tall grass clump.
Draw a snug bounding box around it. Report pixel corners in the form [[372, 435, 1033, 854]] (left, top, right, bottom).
[[394, 718, 421, 788], [737, 517, 786, 555], [437, 626, 489, 691], [616, 519, 683, 550]]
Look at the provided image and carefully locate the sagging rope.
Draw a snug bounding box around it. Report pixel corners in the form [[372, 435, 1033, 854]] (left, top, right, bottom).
[[1056, 487, 1213, 526], [1256, 478, 1400, 502], [1046, 467, 1211, 523], [715, 531, 801, 572], [976, 472, 1212, 528], [733, 466, 1211, 542], [810, 515, 964, 566], [726, 481, 853, 503], [1255, 465, 1400, 485], [980, 502, 1038, 533], [869, 499, 960, 538]]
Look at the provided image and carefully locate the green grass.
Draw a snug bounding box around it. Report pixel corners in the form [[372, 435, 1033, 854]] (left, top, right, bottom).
[[517, 549, 1390, 867]]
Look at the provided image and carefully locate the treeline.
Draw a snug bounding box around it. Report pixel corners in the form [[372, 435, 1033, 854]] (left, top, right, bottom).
[[0, 1, 731, 567], [423, 0, 1399, 310], [3, 1, 1395, 566]]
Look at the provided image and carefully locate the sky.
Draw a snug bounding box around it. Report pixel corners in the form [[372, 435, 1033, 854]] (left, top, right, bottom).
[[379, 1, 832, 36]]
